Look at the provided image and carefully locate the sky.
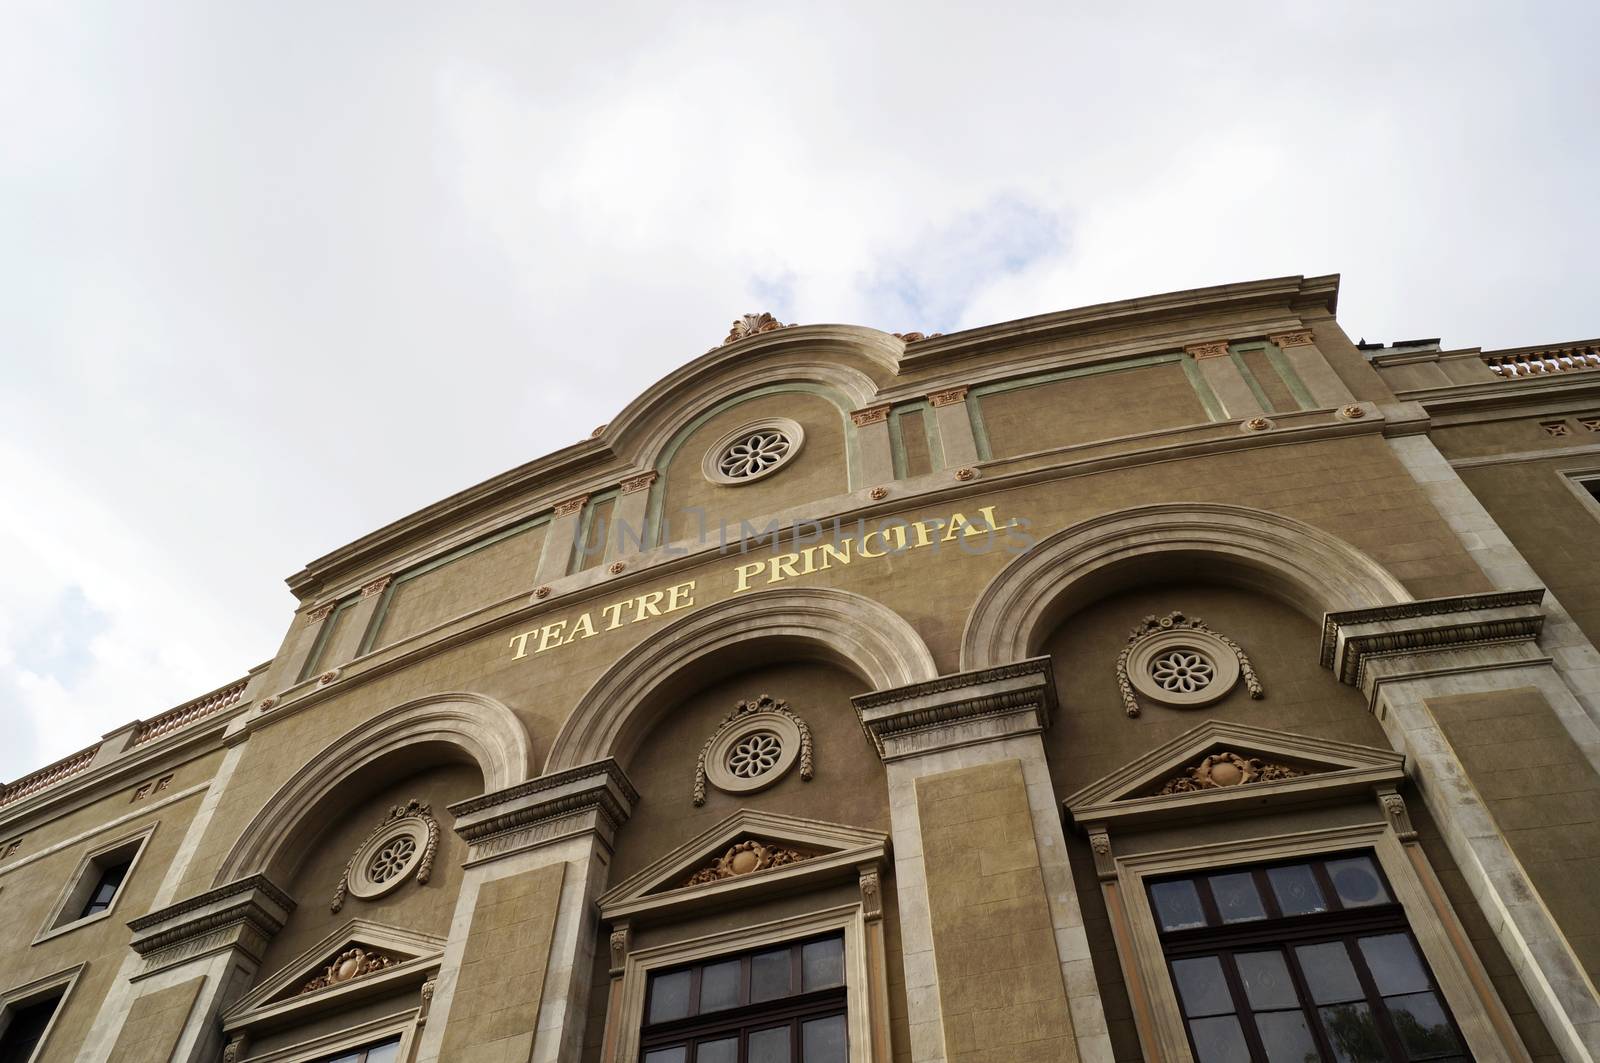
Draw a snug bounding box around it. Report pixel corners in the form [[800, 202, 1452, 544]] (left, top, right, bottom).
[[2, 1, 1596, 781]]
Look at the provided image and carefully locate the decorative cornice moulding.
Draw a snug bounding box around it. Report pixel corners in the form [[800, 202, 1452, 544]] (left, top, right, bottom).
[[1319, 589, 1546, 686], [852, 657, 1055, 761]]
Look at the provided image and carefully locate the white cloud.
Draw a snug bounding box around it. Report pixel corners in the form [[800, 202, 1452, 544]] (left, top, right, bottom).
[[1, 0, 1596, 779]]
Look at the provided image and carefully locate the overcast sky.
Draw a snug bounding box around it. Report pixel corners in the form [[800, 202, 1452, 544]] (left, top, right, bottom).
[[2, 2, 1595, 781]]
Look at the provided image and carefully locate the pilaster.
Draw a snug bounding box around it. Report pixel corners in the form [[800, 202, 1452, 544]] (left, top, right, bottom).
[[323, 575, 391, 667], [1268, 329, 1357, 407], [535, 494, 589, 584], [1325, 596, 1600, 1059], [853, 659, 1111, 1063], [417, 760, 638, 1063], [1185, 340, 1267, 420], [851, 404, 896, 485], [608, 473, 657, 564], [926, 388, 980, 469]]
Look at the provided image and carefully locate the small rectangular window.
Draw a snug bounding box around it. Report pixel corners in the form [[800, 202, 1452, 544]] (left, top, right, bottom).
[[38, 830, 151, 939], [0, 990, 64, 1060]]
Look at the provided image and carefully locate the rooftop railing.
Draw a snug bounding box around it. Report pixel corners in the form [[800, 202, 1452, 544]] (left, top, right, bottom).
[[0, 674, 250, 810], [1485, 344, 1600, 378]]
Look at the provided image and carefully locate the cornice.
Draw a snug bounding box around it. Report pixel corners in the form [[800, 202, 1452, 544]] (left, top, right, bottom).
[[447, 758, 638, 860], [852, 657, 1055, 761], [128, 874, 295, 976], [898, 274, 1337, 370], [1320, 589, 1546, 687]]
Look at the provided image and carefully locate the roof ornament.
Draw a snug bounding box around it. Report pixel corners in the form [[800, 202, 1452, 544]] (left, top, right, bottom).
[[720, 312, 792, 346]]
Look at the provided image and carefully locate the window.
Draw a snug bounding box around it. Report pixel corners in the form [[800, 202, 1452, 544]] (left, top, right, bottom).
[[0, 990, 64, 1061], [1150, 852, 1468, 1062], [37, 829, 152, 940], [312, 1035, 401, 1063], [640, 934, 847, 1063]]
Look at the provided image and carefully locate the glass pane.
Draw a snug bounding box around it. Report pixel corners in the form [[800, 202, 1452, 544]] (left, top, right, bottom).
[[1235, 950, 1299, 1010], [803, 937, 845, 991], [1296, 942, 1363, 1004], [1327, 856, 1390, 908], [1150, 879, 1208, 931], [1171, 956, 1234, 1018], [696, 1037, 738, 1063], [748, 1025, 792, 1063], [1187, 1015, 1249, 1063], [699, 959, 741, 1013], [364, 1039, 402, 1063], [1208, 872, 1267, 923], [1317, 1001, 1386, 1063], [751, 947, 792, 1002], [1255, 1010, 1319, 1063], [802, 1013, 848, 1063], [1267, 864, 1328, 916], [1357, 933, 1431, 996], [648, 970, 692, 1023], [644, 1049, 688, 1063], [1386, 991, 1463, 1057]]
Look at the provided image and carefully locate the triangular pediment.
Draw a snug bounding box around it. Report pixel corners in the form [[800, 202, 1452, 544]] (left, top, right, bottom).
[[225, 919, 446, 1021], [1065, 720, 1405, 829], [599, 809, 888, 925]]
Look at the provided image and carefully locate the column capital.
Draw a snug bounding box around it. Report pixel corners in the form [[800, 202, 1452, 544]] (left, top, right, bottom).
[[1269, 329, 1316, 348], [926, 385, 969, 408], [1183, 339, 1232, 360], [1320, 588, 1546, 688], [850, 404, 892, 427], [360, 574, 392, 598], [127, 874, 295, 979], [553, 494, 590, 517], [619, 471, 658, 494], [851, 657, 1055, 761], [449, 758, 638, 864]]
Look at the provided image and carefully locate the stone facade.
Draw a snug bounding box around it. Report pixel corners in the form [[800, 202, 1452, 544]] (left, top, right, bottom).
[[2, 279, 1599, 1062]]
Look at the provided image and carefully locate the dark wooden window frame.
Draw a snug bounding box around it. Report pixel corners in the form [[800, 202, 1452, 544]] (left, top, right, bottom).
[[640, 935, 847, 1062], [1152, 851, 1471, 1063]]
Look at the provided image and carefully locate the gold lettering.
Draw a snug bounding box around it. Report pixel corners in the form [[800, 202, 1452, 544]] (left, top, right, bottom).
[[509, 631, 534, 660], [537, 621, 568, 653], [941, 512, 989, 542], [734, 561, 765, 593], [768, 553, 802, 583], [634, 591, 666, 620], [819, 541, 852, 568], [665, 580, 696, 613], [859, 530, 888, 558], [601, 601, 628, 630], [563, 612, 597, 644], [909, 518, 943, 549]]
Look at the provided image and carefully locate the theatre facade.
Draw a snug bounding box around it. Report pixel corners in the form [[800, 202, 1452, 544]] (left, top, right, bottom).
[[6, 275, 1600, 1063]]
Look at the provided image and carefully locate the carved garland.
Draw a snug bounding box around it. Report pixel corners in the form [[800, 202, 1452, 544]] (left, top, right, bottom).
[[298, 946, 397, 994], [693, 694, 814, 806], [1156, 751, 1305, 795], [1116, 611, 1263, 717], [331, 799, 439, 913], [682, 840, 810, 887]]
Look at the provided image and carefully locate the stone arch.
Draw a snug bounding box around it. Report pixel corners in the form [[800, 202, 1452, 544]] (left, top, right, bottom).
[[216, 692, 533, 885], [960, 503, 1412, 670], [544, 588, 938, 773]]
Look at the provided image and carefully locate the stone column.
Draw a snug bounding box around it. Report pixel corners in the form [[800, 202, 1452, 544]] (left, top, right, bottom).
[[415, 760, 637, 1063], [1268, 329, 1357, 407], [535, 495, 589, 585], [852, 658, 1111, 1063], [98, 876, 295, 1063], [927, 387, 980, 469], [1184, 340, 1267, 420], [1325, 594, 1600, 1059], [852, 405, 895, 486], [607, 473, 657, 565]]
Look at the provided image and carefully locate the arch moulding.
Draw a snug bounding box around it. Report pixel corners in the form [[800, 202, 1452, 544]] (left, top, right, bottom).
[[545, 587, 938, 773], [216, 692, 533, 885], [960, 503, 1413, 671]]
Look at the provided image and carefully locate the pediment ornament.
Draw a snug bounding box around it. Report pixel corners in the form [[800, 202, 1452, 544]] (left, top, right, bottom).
[[682, 839, 811, 887], [1155, 751, 1306, 795], [331, 798, 439, 913], [1116, 611, 1263, 717], [298, 946, 398, 995], [694, 694, 814, 805], [721, 312, 793, 346]]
